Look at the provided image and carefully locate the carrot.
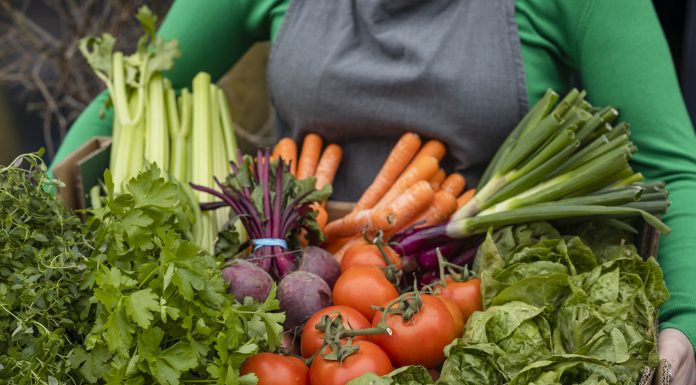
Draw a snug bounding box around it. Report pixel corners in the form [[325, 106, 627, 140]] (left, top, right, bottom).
[[374, 155, 439, 209], [324, 235, 363, 255], [314, 144, 343, 189], [315, 203, 329, 229], [402, 190, 457, 230], [415, 139, 446, 162], [440, 173, 466, 196], [429, 168, 446, 190], [371, 181, 435, 232], [456, 188, 477, 208], [272, 138, 298, 176], [354, 132, 421, 211], [333, 236, 367, 263], [323, 209, 373, 241], [296, 133, 323, 180]]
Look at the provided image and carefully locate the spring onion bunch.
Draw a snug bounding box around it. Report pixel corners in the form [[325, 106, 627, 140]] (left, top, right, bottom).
[[79, 6, 239, 251], [394, 89, 671, 265]]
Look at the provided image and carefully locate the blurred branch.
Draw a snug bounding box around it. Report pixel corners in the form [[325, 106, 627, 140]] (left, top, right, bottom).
[[0, 0, 172, 159]]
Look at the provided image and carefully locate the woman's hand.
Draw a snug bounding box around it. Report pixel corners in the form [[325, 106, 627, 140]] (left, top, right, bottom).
[[659, 328, 696, 384]]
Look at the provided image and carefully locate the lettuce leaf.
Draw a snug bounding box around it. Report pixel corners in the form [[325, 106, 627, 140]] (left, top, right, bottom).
[[438, 221, 668, 385]]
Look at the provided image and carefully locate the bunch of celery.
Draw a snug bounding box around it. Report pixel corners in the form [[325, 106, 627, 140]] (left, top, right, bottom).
[[79, 6, 239, 251], [394, 89, 671, 263]]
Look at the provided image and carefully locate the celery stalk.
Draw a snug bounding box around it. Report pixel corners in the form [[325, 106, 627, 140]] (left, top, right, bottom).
[[145, 74, 169, 171], [192, 72, 215, 252], [210, 84, 230, 232], [117, 95, 145, 192], [168, 87, 191, 182], [111, 52, 132, 126], [217, 89, 239, 163]]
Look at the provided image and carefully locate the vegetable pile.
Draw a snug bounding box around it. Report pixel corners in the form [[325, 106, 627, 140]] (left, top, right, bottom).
[[345, 221, 668, 385], [394, 89, 670, 271], [4, 8, 675, 383], [0, 155, 286, 385], [80, 6, 239, 251]]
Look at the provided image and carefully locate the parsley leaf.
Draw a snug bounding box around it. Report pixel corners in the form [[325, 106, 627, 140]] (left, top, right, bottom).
[[76, 164, 285, 384]]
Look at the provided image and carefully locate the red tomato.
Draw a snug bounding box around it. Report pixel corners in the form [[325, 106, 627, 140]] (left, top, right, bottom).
[[340, 244, 401, 272], [309, 341, 393, 385], [301, 306, 371, 358], [436, 294, 464, 338], [371, 294, 455, 368], [439, 277, 482, 323], [332, 266, 399, 320], [241, 353, 308, 385]]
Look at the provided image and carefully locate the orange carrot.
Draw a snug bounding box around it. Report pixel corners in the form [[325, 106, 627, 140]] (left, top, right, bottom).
[[375, 155, 439, 209], [297, 133, 323, 180], [429, 168, 446, 190], [323, 209, 373, 241], [354, 132, 421, 211], [403, 191, 457, 230], [272, 138, 298, 176], [314, 144, 343, 189], [324, 235, 363, 255], [315, 203, 329, 229], [333, 236, 366, 263], [440, 173, 466, 196], [371, 181, 435, 232], [415, 139, 446, 162], [456, 188, 476, 208]]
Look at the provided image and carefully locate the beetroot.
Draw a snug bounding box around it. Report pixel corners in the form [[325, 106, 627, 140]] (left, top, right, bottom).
[[298, 246, 340, 288], [278, 271, 332, 331], [221, 260, 274, 303]]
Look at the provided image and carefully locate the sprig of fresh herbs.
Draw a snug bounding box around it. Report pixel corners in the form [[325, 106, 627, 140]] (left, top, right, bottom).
[[0, 151, 94, 385]]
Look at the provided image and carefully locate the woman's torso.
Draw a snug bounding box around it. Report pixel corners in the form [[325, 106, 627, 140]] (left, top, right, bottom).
[[267, 0, 532, 200]]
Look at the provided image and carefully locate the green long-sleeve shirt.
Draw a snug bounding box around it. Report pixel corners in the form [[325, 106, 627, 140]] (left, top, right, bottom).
[[52, 0, 696, 348]]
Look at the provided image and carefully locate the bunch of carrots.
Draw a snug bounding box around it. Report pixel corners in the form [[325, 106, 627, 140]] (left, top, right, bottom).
[[321, 132, 475, 260], [271, 133, 344, 229]]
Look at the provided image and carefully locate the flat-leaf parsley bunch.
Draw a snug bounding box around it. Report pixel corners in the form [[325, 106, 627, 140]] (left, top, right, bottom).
[[71, 165, 284, 384]]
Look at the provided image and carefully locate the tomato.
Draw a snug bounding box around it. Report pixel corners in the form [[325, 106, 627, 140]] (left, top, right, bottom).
[[309, 340, 393, 385], [371, 294, 455, 368], [241, 353, 308, 385], [332, 266, 399, 320], [439, 277, 482, 323], [435, 294, 464, 338], [340, 244, 401, 272], [301, 306, 371, 358]]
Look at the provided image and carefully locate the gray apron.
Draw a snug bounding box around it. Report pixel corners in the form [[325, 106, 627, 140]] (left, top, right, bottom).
[[267, 0, 528, 201]]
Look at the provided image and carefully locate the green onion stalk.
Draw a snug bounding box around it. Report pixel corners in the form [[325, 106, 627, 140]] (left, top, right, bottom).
[[393, 89, 671, 261]]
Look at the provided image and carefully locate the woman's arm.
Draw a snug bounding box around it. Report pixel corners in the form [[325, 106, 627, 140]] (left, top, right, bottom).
[[571, 0, 696, 379], [50, 0, 285, 170]]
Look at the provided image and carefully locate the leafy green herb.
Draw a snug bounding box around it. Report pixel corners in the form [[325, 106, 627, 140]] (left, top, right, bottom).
[[72, 164, 284, 384], [0, 152, 94, 384]]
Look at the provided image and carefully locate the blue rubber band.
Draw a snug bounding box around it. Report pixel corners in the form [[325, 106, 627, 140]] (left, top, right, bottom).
[[252, 238, 288, 251]]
